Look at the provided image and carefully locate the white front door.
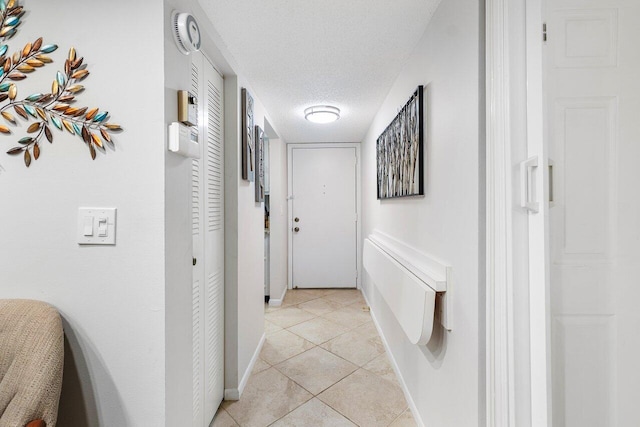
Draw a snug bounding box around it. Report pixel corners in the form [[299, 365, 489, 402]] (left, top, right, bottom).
[[545, 0, 640, 425], [290, 146, 358, 288]]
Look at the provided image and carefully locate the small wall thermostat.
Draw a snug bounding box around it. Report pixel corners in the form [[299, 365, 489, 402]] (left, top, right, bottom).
[[178, 90, 197, 126], [171, 11, 202, 55], [168, 122, 200, 158]]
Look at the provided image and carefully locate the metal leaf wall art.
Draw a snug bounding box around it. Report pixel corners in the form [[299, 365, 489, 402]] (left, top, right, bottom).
[[0, 0, 122, 168]]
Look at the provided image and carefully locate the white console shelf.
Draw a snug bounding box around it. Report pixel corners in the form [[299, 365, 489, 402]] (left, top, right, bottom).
[[363, 230, 452, 345]]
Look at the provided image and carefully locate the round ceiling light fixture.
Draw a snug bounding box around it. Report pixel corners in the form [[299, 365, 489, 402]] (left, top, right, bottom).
[[304, 105, 340, 124]]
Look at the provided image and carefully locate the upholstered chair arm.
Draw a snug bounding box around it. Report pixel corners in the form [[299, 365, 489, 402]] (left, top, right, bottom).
[[0, 300, 64, 427]]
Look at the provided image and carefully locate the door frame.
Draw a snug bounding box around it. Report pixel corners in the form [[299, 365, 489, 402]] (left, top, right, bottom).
[[486, 0, 551, 425], [286, 143, 362, 290], [485, 0, 517, 424]]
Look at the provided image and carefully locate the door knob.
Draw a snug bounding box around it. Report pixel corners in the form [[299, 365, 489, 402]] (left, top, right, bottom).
[[193, 258, 197, 266], [294, 227, 300, 232], [294, 217, 300, 222]]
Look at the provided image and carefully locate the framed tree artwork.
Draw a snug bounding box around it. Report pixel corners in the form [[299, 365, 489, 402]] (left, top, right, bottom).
[[241, 88, 254, 181], [254, 125, 265, 202], [376, 85, 424, 199]]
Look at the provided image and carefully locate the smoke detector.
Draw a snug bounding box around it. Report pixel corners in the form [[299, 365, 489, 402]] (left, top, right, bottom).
[[171, 11, 201, 55]]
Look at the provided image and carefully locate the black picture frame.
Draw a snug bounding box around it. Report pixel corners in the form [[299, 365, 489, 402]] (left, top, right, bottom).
[[255, 125, 265, 202], [241, 88, 255, 181], [376, 86, 424, 199]]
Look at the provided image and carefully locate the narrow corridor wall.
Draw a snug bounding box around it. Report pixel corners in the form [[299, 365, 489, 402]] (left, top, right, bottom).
[[361, 0, 485, 425], [224, 75, 274, 397], [267, 138, 289, 304]]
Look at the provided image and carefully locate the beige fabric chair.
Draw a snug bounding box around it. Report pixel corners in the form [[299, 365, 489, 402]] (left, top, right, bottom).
[[0, 300, 64, 427]]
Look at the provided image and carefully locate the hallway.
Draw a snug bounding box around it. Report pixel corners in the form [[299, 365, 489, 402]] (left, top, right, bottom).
[[213, 289, 416, 427]]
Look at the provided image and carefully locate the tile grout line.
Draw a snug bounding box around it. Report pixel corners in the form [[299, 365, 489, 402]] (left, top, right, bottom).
[[284, 316, 370, 345], [228, 289, 411, 427], [271, 346, 360, 396], [268, 310, 397, 423], [265, 302, 369, 338], [220, 405, 241, 426], [271, 293, 384, 369]]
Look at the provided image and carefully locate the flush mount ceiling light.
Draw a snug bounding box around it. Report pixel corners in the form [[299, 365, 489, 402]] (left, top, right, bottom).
[[304, 105, 340, 124]]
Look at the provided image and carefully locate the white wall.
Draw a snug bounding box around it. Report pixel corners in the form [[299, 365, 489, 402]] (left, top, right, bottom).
[[268, 138, 289, 303], [361, 0, 484, 426], [225, 76, 270, 394], [0, 1, 166, 426], [235, 81, 266, 377], [163, 0, 197, 422]]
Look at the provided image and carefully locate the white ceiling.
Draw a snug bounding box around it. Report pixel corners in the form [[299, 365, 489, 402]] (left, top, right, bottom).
[[198, 0, 441, 143]]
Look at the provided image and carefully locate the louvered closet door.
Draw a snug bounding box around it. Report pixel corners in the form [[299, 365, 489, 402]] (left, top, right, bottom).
[[191, 52, 225, 427], [191, 55, 204, 427], [202, 56, 224, 423]]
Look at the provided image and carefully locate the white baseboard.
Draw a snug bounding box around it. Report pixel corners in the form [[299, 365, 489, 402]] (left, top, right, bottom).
[[362, 290, 425, 427], [268, 286, 287, 307], [224, 332, 266, 401], [223, 388, 239, 401]]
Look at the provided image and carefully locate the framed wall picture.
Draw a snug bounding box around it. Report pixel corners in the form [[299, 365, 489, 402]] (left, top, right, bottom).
[[376, 85, 424, 199], [263, 134, 270, 195], [255, 125, 265, 202], [241, 88, 255, 181]]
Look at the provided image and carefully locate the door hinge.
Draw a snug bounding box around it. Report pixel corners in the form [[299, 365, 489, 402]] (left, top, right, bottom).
[[543, 23, 547, 42]]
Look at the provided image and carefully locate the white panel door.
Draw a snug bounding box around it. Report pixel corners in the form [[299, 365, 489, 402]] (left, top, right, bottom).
[[291, 147, 357, 288], [191, 52, 225, 427], [545, 1, 640, 425]]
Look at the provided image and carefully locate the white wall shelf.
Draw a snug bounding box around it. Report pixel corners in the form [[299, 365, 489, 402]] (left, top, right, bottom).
[[364, 230, 452, 345]]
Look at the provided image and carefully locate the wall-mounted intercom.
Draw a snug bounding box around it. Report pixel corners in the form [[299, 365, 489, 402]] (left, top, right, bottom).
[[177, 90, 198, 127], [168, 122, 199, 158]]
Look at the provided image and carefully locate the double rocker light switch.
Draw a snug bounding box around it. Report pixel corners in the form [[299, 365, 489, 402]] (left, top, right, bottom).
[[78, 208, 117, 245]]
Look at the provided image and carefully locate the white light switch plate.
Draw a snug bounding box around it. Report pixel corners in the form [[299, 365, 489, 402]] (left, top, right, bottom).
[[77, 208, 117, 245]]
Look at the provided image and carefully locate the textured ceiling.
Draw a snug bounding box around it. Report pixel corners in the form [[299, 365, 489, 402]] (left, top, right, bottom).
[[199, 0, 441, 143]]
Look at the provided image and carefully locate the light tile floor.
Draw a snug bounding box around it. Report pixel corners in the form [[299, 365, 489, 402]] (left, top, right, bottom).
[[212, 289, 417, 427]]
